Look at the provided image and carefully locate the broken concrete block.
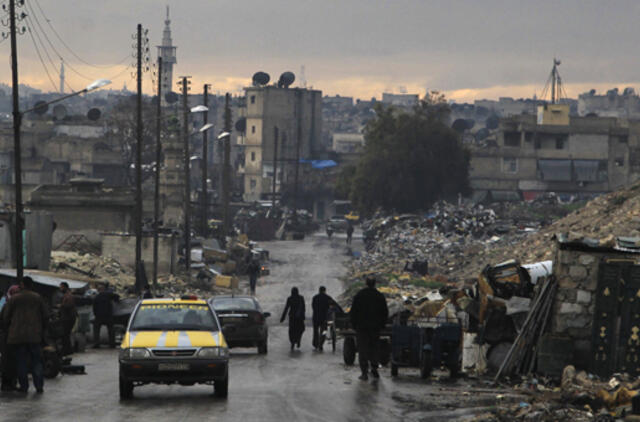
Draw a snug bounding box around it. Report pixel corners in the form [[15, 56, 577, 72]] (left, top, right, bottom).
[[214, 275, 238, 289], [576, 290, 591, 304], [558, 277, 577, 289], [569, 265, 588, 280], [559, 302, 583, 314], [578, 254, 595, 266]]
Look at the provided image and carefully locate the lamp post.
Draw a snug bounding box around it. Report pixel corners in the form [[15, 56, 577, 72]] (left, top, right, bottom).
[[10, 74, 110, 282], [217, 131, 231, 242]]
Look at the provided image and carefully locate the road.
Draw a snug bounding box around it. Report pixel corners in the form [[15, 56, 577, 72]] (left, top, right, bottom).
[[0, 232, 498, 421]]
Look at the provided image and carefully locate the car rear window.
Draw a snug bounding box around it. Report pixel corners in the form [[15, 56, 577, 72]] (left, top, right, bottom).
[[130, 303, 219, 332], [211, 298, 257, 311]]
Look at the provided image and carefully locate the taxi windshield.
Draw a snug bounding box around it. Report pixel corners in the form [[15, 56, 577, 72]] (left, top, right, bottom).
[[130, 303, 219, 332]]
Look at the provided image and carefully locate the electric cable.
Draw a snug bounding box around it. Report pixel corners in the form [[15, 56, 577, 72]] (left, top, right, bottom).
[[24, 21, 58, 92]]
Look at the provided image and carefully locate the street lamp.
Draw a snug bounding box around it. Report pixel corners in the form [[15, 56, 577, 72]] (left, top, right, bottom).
[[217, 131, 231, 241], [183, 106, 209, 279], [12, 79, 111, 281]]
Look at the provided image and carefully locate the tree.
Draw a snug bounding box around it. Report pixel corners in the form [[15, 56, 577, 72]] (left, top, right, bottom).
[[349, 93, 470, 214]]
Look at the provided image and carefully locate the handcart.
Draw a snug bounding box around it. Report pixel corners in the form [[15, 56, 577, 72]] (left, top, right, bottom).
[[329, 310, 391, 366], [390, 316, 462, 378]]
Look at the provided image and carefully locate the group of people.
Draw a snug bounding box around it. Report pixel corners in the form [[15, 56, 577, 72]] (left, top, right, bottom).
[[279, 276, 388, 381]]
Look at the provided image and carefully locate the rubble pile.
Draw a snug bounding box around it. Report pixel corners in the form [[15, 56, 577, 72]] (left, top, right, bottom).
[[452, 181, 640, 281]]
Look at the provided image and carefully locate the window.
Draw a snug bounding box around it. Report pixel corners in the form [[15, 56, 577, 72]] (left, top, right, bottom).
[[251, 152, 256, 162], [504, 132, 520, 147], [250, 178, 257, 189], [502, 157, 518, 173], [250, 95, 255, 104], [555, 137, 565, 149], [251, 125, 256, 134]]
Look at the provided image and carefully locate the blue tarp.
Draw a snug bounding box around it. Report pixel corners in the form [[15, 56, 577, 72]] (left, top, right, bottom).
[[300, 159, 337, 169]]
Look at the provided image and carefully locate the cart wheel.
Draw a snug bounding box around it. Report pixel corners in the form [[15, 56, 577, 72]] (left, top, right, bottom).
[[378, 339, 390, 366], [420, 351, 432, 379], [343, 337, 356, 365], [391, 363, 398, 377]]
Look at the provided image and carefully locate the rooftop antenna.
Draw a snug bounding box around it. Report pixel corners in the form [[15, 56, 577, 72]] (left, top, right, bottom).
[[540, 58, 566, 104]]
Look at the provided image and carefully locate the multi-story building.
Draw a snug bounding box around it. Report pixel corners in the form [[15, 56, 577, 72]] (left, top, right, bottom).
[[470, 104, 640, 200], [578, 88, 640, 119], [381, 93, 419, 108], [241, 86, 322, 202]]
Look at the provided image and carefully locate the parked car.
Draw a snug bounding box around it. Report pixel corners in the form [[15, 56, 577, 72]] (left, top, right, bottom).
[[209, 295, 270, 354], [327, 215, 349, 233]]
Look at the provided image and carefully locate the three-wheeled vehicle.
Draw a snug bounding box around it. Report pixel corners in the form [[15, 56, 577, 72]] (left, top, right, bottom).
[[390, 316, 462, 378], [329, 309, 392, 366]]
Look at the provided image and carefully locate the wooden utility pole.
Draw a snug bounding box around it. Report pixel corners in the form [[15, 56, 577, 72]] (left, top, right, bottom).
[[135, 23, 143, 292], [181, 76, 191, 281], [293, 90, 302, 222], [9, 0, 23, 282], [152, 57, 162, 288], [201, 84, 210, 237], [222, 93, 231, 240], [272, 126, 278, 209]]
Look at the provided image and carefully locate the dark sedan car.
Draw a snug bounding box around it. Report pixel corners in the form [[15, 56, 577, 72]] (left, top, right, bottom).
[[209, 296, 270, 354]]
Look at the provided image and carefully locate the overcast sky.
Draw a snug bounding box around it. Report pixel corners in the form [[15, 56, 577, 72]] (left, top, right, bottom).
[[3, 0, 640, 102]]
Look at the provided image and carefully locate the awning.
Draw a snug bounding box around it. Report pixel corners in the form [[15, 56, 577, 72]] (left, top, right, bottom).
[[299, 159, 337, 169], [573, 160, 599, 182], [538, 160, 571, 181], [0, 269, 89, 290]]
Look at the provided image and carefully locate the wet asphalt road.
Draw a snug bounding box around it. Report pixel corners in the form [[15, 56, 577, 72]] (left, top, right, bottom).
[[0, 232, 478, 422]]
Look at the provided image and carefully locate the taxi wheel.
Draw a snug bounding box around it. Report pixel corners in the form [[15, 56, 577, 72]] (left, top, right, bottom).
[[214, 375, 228, 398], [119, 376, 134, 400]]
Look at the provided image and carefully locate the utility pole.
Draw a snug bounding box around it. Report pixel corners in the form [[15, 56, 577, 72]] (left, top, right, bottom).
[[181, 76, 191, 281], [9, 0, 23, 282], [222, 93, 231, 241], [134, 23, 143, 292], [201, 84, 210, 237], [272, 126, 278, 209], [152, 57, 162, 288], [293, 90, 302, 223]]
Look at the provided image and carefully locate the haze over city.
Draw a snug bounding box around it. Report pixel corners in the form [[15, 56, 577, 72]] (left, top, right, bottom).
[[2, 0, 639, 102]]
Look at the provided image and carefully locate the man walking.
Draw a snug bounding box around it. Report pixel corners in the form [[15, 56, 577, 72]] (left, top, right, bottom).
[[59, 282, 77, 355], [92, 283, 119, 348], [247, 258, 261, 295], [346, 223, 354, 245], [3, 277, 48, 393], [311, 286, 335, 351], [350, 276, 388, 381]]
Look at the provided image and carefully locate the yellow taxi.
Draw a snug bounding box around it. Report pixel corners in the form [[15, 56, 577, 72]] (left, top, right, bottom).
[[118, 297, 229, 399]]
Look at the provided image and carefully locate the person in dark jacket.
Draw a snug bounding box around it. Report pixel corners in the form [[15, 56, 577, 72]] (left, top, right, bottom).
[[280, 287, 305, 351], [350, 276, 388, 380], [92, 282, 119, 348], [0, 284, 20, 391], [59, 282, 77, 355], [346, 223, 354, 245], [3, 277, 48, 393], [311, 286, 335, 351], [247, 259, 261, 295]]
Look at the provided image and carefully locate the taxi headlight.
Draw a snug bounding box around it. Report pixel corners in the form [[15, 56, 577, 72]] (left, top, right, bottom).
[[120, 348, 151, 360], [197, 347, 229, 358]]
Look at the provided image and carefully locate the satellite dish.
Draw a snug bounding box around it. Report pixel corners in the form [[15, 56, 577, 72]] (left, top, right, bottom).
[[452, 118, 468, 133], [33, 101, 48, 115], [485, 115, 499, 130], [278, 71, 295, 88], [235, 117, 246, 133], [87, 108, 101, 121], [165, 91, 179, 104], [53, 104, 67, 120], [475, 128, 490, 141], [252, 71, 270, 87]]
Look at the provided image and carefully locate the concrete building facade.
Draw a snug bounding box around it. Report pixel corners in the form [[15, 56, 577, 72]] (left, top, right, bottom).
[[469, 105, 640, 200], [242, 86, 322, 202]]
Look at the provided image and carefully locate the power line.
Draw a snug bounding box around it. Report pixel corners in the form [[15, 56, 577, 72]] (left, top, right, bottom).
[[33, 0, 130, 69], [24, 22, 58, 92], [24, 11, 75, 92]]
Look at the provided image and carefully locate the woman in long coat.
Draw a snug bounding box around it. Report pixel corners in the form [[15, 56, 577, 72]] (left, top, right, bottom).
[[280, 287, 305, 351]]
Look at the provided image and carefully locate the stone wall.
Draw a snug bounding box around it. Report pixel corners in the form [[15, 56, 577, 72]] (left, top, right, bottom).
[[552, 246, 639, 367], [101, 233, 177, 276]]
